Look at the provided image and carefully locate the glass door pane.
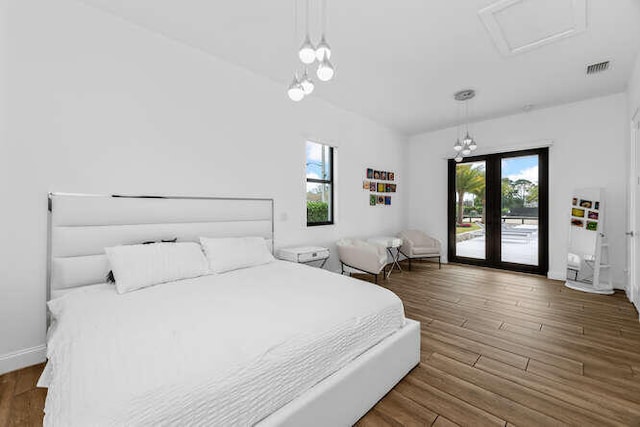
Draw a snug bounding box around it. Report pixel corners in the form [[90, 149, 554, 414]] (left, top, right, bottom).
[[501, 155, 539, 265], [455, 161, 486, 260]]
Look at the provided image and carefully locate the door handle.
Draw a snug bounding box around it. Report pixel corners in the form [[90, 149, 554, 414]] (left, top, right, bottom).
[[626, 231, 634, 236]]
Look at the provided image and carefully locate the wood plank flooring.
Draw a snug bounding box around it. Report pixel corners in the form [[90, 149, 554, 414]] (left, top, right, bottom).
[[0, 363, 46, 427], [356, 262, 640, 427], [1, 262, 639, 426]]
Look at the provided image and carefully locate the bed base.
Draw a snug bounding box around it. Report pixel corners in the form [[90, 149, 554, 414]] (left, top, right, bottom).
[[258, 318, 420, 427]]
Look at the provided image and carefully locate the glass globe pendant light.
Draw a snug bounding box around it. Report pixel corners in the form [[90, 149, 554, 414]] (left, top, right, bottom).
[[300, 69, 314, 95], [287, 74, 305, 102], [298, 35, 316, 64], [317, 55, 335, 81], [298, 0, 316, 64], [454, 154, 463, 163], [316, 0, 331, 61], [462, 131, 472, 155], [453, 139, 463, 152], [469, 138, 478, 151], [316, 35, 331, 61], [463, 132, 472, 146]]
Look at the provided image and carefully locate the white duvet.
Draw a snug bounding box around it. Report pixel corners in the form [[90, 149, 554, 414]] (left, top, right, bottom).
[[41, 261, 405, 426]]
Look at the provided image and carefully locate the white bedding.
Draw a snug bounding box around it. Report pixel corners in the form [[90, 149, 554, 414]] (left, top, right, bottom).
[[41, 261, 405, 426]]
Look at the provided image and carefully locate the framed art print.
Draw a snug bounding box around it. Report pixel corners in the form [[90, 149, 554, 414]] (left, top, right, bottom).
[[579, 199, 593, 209]]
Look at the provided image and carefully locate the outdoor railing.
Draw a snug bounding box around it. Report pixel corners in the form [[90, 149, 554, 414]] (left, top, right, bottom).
[[462, 216, 539, 225]]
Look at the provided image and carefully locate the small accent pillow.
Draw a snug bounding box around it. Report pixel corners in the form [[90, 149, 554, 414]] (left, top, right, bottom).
[[105, 242, 209, 294], [199, 236, 274, 274]]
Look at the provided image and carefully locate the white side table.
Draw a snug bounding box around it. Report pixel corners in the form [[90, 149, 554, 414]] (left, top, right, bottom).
[[367, 237, 403, 278], [277, 246, 330, 268]]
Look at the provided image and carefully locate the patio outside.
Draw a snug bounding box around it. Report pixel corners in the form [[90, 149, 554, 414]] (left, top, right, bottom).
[[455, 156, 539, 266]]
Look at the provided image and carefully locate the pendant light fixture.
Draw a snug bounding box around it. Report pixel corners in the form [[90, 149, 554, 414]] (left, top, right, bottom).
[[315, 0, 332, 61], [317, 56, 335, 81], [299, 35, 316, 64], [316, 35, 331, 61], [316, 0, 334, 81], [287, 73, 305, 102], [300, 68, 315, 95], [452, 89, 478, 160], [288, 0, 335, 101], [298, 0, 316, 64]]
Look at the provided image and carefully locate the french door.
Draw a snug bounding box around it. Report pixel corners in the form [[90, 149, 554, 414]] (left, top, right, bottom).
[[448, 148, 549, 275]]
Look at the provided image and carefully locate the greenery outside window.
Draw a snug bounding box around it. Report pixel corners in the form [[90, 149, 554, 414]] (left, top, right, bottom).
[[306, 141, 334, 226]]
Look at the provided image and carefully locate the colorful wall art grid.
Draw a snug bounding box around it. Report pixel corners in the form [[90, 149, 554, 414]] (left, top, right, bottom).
[[363, 168, 396, 206], [570, 197, 599, 231]]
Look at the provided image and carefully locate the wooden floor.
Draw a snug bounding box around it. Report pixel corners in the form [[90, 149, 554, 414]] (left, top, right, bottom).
[[0, 363, 45, 426], [356, 262, 640, 427], [1, 262, 639, 426]]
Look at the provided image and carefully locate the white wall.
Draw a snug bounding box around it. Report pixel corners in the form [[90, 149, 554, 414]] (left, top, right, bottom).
[[0, 0, 407, 374], [407, 93, 628, 285]]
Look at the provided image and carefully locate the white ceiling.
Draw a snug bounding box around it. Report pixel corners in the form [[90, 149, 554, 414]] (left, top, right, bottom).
[[80, 0, 640, 135]]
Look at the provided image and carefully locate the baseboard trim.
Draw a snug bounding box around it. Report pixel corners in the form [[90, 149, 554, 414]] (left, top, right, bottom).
[[547, 271, 565, 281], [0, 345, 46, 376]]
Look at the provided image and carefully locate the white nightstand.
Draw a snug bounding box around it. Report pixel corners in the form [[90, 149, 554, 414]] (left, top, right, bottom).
[[277, 246, 330, 268]]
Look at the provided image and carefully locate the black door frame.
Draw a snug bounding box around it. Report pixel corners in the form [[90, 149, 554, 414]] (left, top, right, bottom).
[[447, 147, 549, 275]]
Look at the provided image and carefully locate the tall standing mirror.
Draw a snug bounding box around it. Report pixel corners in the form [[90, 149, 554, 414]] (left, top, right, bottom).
[[565, 188, 613, 294]]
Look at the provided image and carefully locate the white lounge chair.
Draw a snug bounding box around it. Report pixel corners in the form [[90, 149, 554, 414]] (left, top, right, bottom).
[[336, 239, 388, 283], [398, 230, 442, 270]]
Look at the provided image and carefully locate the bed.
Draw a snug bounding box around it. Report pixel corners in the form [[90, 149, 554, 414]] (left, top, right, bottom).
[[41, 193, 420, 426]]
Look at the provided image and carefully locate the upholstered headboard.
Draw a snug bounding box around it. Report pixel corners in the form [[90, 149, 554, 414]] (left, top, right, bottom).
[[47, 193, 274, 300]]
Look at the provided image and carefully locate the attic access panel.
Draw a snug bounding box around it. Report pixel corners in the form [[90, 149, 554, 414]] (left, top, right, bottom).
[[479, 0, 587, 56]]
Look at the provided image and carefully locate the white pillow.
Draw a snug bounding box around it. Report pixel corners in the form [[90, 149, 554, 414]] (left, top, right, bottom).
[[105, 242, 209, 294], [199, 237, 274, 273]]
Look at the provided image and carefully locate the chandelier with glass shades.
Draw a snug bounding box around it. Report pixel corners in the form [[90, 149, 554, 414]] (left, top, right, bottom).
[[452, 89, 478, 162], [288, 0, 335, 102]]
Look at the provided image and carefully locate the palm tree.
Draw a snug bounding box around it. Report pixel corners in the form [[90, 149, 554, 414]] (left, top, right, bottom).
[[455, 164, 485, 224]]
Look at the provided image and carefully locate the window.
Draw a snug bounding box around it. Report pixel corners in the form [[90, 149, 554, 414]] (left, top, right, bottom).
[[306, 141, 334, 226]]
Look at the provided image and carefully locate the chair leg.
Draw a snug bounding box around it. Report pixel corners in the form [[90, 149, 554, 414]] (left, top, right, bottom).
[[438, 256, 441, 269], [408, 257, 412, 271], [374, 273, 378, 284]]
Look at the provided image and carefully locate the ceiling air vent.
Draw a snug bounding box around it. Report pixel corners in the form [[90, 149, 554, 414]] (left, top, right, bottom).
[[586, 61, 610, 75]]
